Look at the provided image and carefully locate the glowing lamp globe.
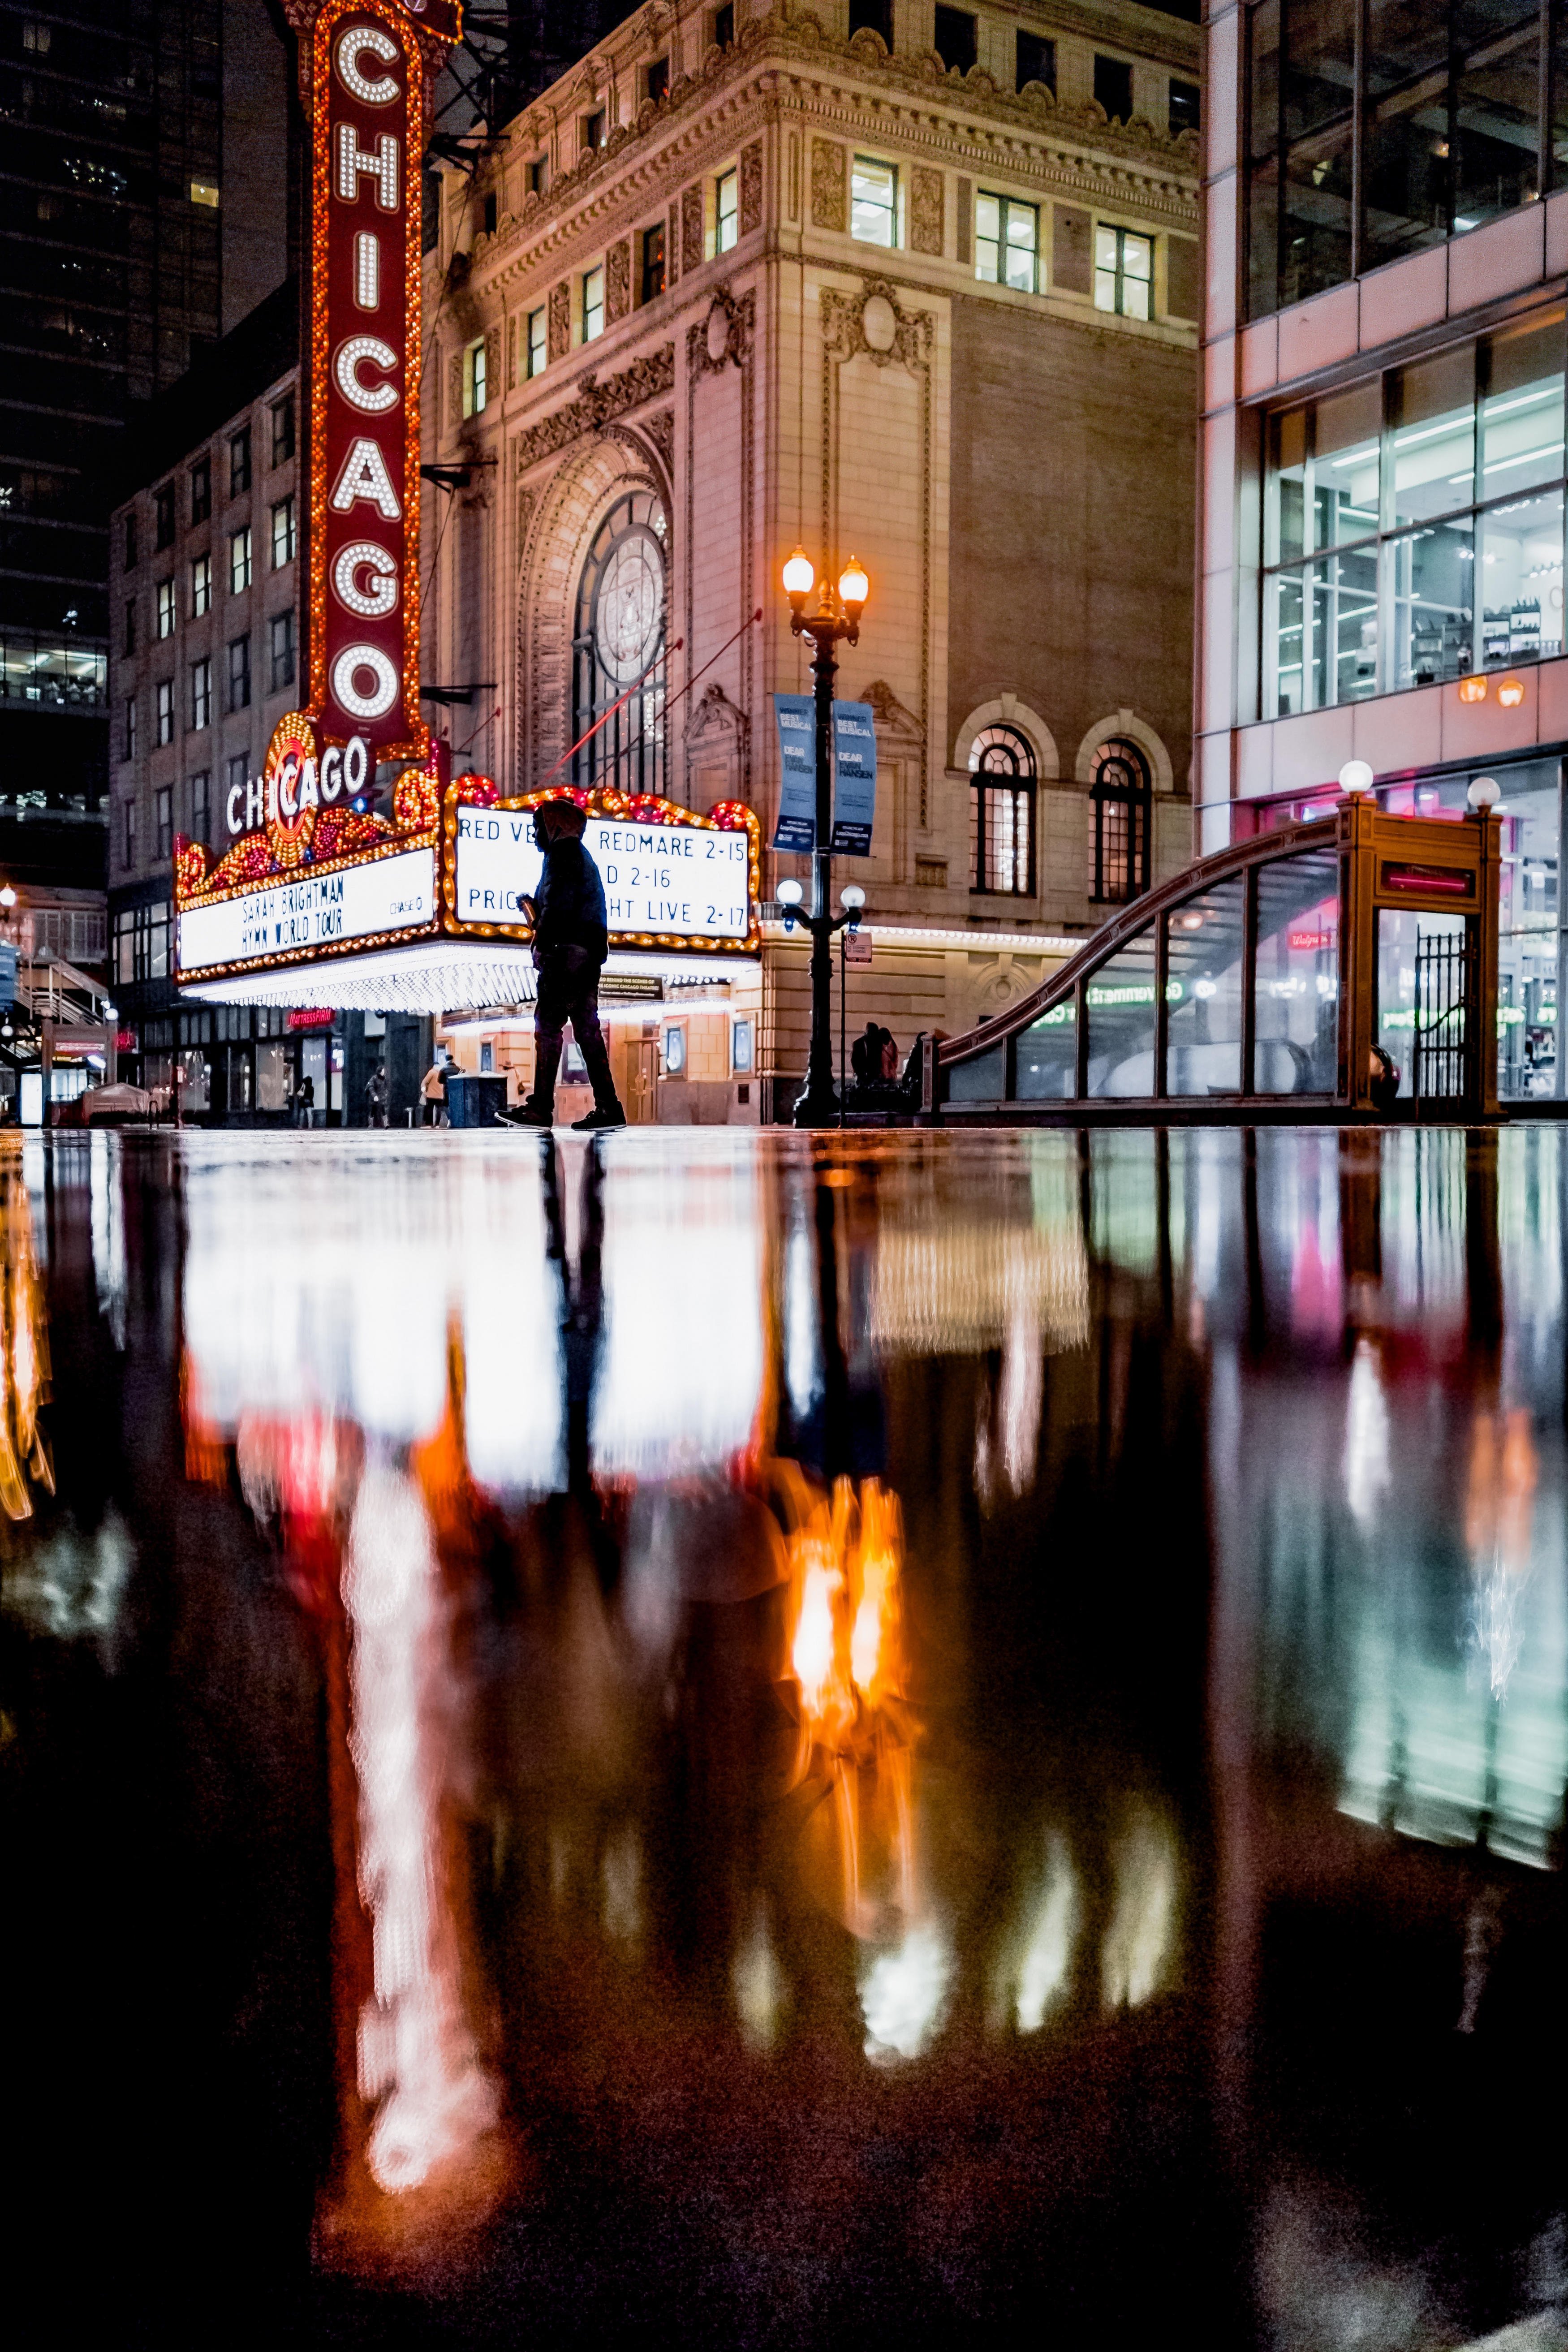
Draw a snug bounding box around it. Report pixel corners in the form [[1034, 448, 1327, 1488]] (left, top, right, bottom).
[[782, 547, 815, 600], [841, 885, 866, 910], [837, 557, 870, 609], [776, 878, 805, 906], [1338, 760, 1374, 794], [1468, 775, 1500, 810]]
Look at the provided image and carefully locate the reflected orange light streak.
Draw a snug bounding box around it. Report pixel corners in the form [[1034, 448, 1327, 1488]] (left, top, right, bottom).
[[0, 1163, 53, 1520]]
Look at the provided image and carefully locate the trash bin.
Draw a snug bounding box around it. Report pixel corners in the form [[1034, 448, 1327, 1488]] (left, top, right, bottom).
[[444, 1073, 508, 1128]]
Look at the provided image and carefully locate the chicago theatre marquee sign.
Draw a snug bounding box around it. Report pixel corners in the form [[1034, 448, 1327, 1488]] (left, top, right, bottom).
[[174, 0, 759, 1011]]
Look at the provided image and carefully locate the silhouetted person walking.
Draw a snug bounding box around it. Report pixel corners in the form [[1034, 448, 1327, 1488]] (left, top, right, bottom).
[[502, 798, 625, 1131]]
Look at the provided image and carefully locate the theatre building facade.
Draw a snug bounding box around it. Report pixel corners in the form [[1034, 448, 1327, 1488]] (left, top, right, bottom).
[[426, 0, 1201, 1116]]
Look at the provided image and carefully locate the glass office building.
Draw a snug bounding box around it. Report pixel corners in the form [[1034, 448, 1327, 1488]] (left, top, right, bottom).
[[1199, 1, 1568, 1099]]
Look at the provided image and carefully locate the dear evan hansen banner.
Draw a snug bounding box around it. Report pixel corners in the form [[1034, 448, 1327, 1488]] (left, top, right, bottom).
[[772, 696, 878, 853], [772, 694, 816, 850], [830, 701, 877, 856]]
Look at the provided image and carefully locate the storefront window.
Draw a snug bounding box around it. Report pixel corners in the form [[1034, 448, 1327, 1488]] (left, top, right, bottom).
[[1262, 320, 1568, 712], [257, 1044, 290, 1111]]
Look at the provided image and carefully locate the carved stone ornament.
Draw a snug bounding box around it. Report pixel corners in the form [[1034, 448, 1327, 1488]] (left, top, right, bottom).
[[692, 285, 752, 375], [607, 239, 632, 324], [681, 183, 705, 274], [861, 678, 923, 745], [810, 137, 846, 232], [823, 279, 933, 372], [740, 140, 763, 237], [513, 345, 676, 475], [909, 166, 944, 257], [547, 281, 571, 362], [642, 407, 676, 478], [684, 681, 750, 752]]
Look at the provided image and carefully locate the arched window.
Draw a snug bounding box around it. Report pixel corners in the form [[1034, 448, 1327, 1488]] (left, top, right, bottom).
[[968, 724, 1036, 895], [1089, 737, 1151, 903], [571, 491, 667, 791]]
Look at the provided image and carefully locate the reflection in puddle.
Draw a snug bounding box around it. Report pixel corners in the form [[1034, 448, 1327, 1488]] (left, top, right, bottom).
[[5, 1127, 1566, 2343]]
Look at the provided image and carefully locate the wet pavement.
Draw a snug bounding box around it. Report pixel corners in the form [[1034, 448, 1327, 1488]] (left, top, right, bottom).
[[3, 1127, 1565, 2349]]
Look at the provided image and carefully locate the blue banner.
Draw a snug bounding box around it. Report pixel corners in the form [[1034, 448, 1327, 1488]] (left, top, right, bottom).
[[0, 942, 15, 1012], [771, 694, 817, 851], [831, 701, 877, 856]]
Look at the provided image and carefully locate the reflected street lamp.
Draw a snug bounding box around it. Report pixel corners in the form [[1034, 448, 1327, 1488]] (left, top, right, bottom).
[[780, 547, 870, 1127]]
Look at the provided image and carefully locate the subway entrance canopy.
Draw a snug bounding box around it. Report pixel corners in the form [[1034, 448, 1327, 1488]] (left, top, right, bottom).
[[173, 0, 760, 1013], [926, 796, 1508, 1121]]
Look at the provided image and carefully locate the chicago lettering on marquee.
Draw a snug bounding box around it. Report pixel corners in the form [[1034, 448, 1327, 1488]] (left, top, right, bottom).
[[292, 0, 460, 756]]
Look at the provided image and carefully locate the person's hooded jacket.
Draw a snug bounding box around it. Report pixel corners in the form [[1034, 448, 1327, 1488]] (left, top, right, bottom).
[[531, 800, 609, 961]]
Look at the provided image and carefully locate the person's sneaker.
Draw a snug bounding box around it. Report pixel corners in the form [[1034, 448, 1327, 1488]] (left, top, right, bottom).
[[571, 1105, 627, 1131], [497, 1101, 553, 1128]]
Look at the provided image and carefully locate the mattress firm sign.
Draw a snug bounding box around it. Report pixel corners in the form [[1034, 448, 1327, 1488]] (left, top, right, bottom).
[[455, 810, 752, 943], [177, 845, 436, 975]]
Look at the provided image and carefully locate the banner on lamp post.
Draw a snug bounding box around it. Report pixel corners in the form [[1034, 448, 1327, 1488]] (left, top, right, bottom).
[[830, 701, 877, 855], [771, 694, 816, 851]]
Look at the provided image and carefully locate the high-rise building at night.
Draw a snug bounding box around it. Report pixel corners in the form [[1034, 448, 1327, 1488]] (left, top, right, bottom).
[[0, 0, 289, 845]]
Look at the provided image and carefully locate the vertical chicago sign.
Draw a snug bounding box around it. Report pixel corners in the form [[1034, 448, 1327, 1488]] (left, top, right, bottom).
[[173, 0, 461, 999], [297, 0, 459, 754]]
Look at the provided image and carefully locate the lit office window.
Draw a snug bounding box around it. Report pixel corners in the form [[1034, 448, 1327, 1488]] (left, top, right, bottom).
[[156, 679, 173, 745], [230, 526, 251, 593], [191, 553, 211, 616], [466, 337, 487, 415], [271, 496, 296, 568], [155, 784, 172, 859], [583, 265, 605, 341], [852, 155, 897, 246], [976, 192, 1039, 292], [1094, 225, 1153, 317], [1260, 318, 1568, 715], [528, 307, 547, 376], [157, 579, 175, 638], [716, 167, 738, 253], [968, 725, 1037, 896], [190, 657, 211, 731]]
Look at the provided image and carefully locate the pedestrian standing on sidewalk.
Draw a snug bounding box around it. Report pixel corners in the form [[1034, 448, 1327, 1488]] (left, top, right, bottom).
[[501, 798, 625, 1132]]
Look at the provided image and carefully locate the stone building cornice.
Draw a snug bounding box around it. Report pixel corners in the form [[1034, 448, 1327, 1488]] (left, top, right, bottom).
[[442, 6, 1198, 299]]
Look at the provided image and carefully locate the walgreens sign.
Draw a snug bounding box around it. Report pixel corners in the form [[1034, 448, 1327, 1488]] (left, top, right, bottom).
[[299, 0, 459, 757]]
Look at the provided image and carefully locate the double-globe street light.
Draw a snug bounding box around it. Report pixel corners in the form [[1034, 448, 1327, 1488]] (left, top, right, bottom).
[[780, 545, 871, 1128]]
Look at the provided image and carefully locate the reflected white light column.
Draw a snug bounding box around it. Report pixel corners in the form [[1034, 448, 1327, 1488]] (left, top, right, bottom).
[[343, 1460, 497, 2191]]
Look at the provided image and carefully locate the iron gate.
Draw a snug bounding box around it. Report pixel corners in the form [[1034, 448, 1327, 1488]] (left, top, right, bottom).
[[1413, 930, 1469, 1102]]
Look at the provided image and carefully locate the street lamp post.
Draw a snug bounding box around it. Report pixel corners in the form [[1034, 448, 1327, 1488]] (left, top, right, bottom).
[[781, 547, 870, 1128]]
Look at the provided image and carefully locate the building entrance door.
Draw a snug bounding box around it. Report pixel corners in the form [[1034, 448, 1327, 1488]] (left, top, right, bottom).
[[629, 1040, 658, 1122]]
